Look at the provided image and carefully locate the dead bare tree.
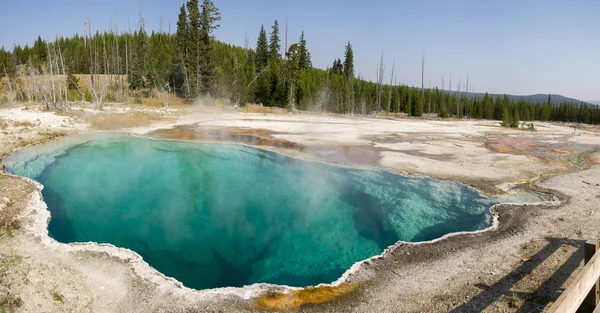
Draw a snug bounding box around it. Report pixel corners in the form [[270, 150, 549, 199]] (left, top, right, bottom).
[[82, 22, 108, 109], [465, 73, 469, 117], [456, 80, 461, 117], [22, 67, 33, 103], [246, 63, 271, 89], [441, 75, 445, 114], [357, 73, 366, 115], [449, 73, 452, 115], [56, 38, 70, 107], [47, 43, 57, 108], [421, 54, 425, 117], [376, 52, 385, 114], [2, 64, 15, 104], [151, 74, 170, 109], [395, 76, 400, 114], [387, 60, 394, 115], [117, 26, 125, 101]]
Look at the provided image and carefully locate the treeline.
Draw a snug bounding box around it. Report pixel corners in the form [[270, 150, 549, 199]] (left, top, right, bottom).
[[0, 0, 599, 124]]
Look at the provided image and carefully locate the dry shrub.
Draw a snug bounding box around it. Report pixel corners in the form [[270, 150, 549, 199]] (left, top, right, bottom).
[[11, 121, 37, 128], [89, 112, 173, 130], [128, 95, 189, 109], [55, 108, 88, 123], [0, 197, 20, 236], [0, 254, 24, 311], [241, 104, 289, 114], [0, 292, 23, 311], [253, 283, 360, 312]]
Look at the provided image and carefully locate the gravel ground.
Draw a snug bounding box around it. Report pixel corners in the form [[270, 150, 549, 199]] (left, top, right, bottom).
[[0, 104, 599, 312]]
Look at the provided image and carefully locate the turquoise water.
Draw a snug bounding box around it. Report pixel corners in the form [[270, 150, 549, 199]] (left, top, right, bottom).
[[5, 136, 500, 289]]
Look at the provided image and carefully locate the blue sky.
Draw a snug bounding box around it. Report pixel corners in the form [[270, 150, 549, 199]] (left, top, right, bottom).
[[1, 0, 599, 100]]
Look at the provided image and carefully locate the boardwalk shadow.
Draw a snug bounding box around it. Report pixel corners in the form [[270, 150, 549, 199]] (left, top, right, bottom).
[[449, 237, 584, 313]]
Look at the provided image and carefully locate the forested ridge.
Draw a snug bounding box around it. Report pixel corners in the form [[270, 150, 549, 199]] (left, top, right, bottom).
[[1, 0, 598, 125]]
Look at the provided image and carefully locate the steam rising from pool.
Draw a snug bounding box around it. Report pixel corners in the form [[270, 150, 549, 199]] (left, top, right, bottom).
[[6, 136, 502, 289]]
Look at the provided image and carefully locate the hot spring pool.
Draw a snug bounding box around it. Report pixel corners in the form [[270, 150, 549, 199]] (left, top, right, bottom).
[[4, 135, 519, 290]]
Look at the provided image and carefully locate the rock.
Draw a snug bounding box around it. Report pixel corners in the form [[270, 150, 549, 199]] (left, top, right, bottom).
[[0, 163, 4, 172], [0, 197, 10, 212]]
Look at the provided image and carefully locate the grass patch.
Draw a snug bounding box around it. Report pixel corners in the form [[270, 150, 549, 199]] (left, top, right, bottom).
[[55, 108, 88, 123], [128, 94, 189, 109], [0, 293, 23, 313], [253, 283, 360, 312], [241, 104, 289, 114], [11, 121, 36, 128], [89, 112, 173, 130], [506, 292, 524, 309], [51, 291, 64, 304]]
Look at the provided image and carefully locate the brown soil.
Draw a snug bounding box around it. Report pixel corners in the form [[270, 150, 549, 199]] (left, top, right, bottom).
[[149, 125, 301, 149]]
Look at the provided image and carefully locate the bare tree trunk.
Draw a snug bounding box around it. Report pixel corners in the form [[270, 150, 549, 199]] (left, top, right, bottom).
[[164, 86, 170, 109], [117, 30, 124, 101], [47, 43, 56, 109], [23, 68, 32, 103], [421, 54, 425, 117], [103, 35, 108, 92], [428, 92, 432, 116], [361, 91, 366, 116], [3, 65, 15, 104], [376, 52, 385, 114], [449, 73, 452, 112], [465, 73, 469, 118], [441, 75, 445, 114], [288, 83, 295, 111], [456, 80, 461, 117], [396, 78, 400, 114], [51, 45, 63, 107], [56, 38, 69, 107], [387, 60, 394, 115], [125, 35, 129, 88], [345, 82, 354, 115]]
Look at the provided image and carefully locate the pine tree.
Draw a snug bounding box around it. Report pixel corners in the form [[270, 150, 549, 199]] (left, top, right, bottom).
[[175, 4, 190, 98], [67, 71, 79, 90], [331, 59, 343, 75], [298, 31, 311, 69], [129, 29, 147, 90], [412, 88, 423, 117], [285, 43, 301, 110], [198, 0, 221, 94], [510, 108, 520, 128], [502, 105, 511, 126], [31, 36, 46, 71], [482, 92, 493, 119], [439, 104, 449, 118], [186, 0, 200, 99], [267, 20, 283, 106], [405, 90, 412, 115], [255, 26, 268, 71], [268, 20, 280, 62], [343, 41, 354, 113], [254, 25, 270, 104], [343, 41, 354, 80]]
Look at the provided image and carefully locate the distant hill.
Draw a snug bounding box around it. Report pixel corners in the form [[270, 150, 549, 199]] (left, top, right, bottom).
[[587, 100, 600, 106], [444, 91, 588, 105]]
